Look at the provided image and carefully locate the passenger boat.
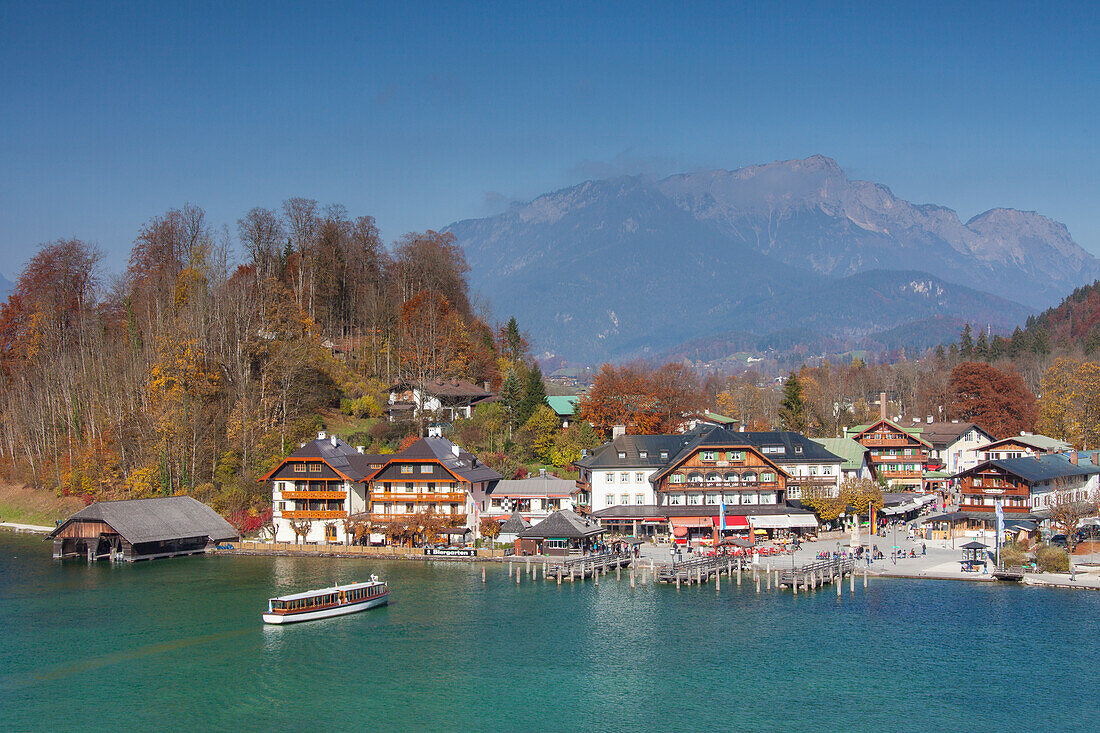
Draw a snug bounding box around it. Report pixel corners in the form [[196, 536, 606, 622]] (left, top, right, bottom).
[[262, 575, 388, 624]]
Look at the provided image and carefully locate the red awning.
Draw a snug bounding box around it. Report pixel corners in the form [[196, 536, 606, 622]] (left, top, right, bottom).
[[672, 525, 688, 538], [670, 516, 712, 528], [715, 515, 749, 528]]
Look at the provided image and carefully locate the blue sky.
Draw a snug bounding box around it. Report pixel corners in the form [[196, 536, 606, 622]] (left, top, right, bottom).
[[1, 0, 1097, 276]]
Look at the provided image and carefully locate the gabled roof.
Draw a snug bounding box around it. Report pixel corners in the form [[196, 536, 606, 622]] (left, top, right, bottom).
[[736, 431, 844, 464], [391, 378, 492, 400], [575, 434, 696, 469], [812, 438, 868, 471], [897, 421, 991, 449], [956, 455, 1100, 484], [519, 509, 606, 539], [259, 436, 388, 482], [49, 496, 237, 545], [850, 418, 932, 448], [499, 512, 531, 533], [545, 395, 579, 417], [493, 475, 576, 497], [650, 427, 791, 484], [382, 437, 502, 484], [979, 434, 1072, 453]]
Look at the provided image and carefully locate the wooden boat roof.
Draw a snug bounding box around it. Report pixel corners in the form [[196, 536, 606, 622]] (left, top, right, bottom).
[[48, 495, 237, 545], [270, 579, 385, 602]]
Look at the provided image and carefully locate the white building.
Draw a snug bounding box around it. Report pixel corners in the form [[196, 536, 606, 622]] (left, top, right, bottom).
[[485, 472, 576, 523]]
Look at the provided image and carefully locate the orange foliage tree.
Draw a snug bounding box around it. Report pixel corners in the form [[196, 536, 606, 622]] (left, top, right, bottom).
[[577, 362, 702, 438]]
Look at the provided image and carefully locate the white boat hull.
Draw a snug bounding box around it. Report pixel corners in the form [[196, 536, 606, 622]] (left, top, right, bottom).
[[262, 592, 389, 624]]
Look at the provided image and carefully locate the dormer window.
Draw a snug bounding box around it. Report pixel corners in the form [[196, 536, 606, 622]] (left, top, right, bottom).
[[294, 464, 305, 473], [794, 445, 803, 454], [309, 463, 321, 472], [639, 451, 648, 459], [618, 452, 626, 459], [660, 451, 668, 460]]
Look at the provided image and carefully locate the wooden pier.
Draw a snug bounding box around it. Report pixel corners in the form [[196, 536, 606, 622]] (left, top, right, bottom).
[[546, 552, 633, 581], [778, 558, 855, 590], [656, 555, 744, 585]]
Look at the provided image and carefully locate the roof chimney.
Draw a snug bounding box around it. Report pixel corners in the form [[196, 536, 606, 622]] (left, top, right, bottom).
[[926, 415, 933, 424], [1070, 451, 1079, 465], [612, 425, 626, 439], [318, 431, 327, 441], [356, 445, 364, 454], [331, 435, 338, 448], [540, 468, 547, 477], [912, 417, 921, 423], [1093, 453, 1099, 466], [483, 381, 490, 392], [451, 443, 460, 458], [879, 392, 887, 421]]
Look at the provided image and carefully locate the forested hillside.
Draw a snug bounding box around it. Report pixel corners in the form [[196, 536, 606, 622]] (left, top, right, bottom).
[[0, 202, 513, 520]]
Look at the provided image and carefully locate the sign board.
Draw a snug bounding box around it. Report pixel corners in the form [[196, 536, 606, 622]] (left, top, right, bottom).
[[424, 547, 478, 557]]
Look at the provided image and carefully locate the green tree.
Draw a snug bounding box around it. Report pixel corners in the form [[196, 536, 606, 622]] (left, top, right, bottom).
[[519, 404, 560, 464], [551, 421, 600, 468], [959, 323, 973, 358], [974, 328, 989, 361], [517, 363, 547, 424], [500, 368, 524, 428], [777, 372, 808, 432]]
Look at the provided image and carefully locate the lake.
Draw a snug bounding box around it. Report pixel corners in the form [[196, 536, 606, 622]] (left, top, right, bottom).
[[1, 532, 1097, 731]]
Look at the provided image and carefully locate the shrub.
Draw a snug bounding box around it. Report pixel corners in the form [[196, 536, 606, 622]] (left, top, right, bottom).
[[999, 543, 1027, 567], [1036, 545, 1069, 573]]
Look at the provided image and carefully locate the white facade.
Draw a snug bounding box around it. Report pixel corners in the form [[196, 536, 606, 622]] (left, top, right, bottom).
[[937, 428, 993, 473], [593, 467, 659, 509], [778, 461, 842, 500], [271, 479, 368, 545]]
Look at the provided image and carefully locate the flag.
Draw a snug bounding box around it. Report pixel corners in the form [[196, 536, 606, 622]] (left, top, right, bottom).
[[995, 500, 1004, 537], [719, 501, 726, 531]]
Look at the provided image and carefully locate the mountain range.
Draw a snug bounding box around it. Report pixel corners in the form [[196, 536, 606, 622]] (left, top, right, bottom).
[[445, 156, 1099, 365]]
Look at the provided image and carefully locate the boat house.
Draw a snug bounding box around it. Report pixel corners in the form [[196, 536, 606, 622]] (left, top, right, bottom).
[[515, 509, 606, 556], [49, 495, 238, 562]]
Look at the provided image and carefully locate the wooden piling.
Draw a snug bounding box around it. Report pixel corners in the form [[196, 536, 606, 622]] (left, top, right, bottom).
[[676, 574, 680, 589], [508, 562, 512, 578], [864, 568, 868, 588], [557, 569, 562, 585], [716, 573, 720, 591], [737, 564, 741, 585], [766, 571, 771, 591], [836, 575, 841, 597], [793, 574, 798, 595], [630, 570, 635, 588], [755, 575, 760, 594], [482, 566, 486, 583], [594, 569, 599, 586], [617, 565, 621, 581], [850, 569, 855, 593]]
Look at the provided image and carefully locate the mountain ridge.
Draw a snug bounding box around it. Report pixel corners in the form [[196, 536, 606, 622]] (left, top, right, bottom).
[[446, 156, 1095, 364]]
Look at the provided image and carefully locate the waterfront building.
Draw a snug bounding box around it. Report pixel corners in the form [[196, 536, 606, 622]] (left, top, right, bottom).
[[846, 418, 931, 490], [497, 512, 531, 545], [485, 472, 576, 523], [736, 431, 843, 499], [573, 432, 694, 512], [955, 454, 1100, 518], [49, 496, 237, 562], [590, 504, 817, 543], [515, 509, 606, 556], [386, 377, 494, 422], [364, 437, 501, 538], [262, 433, 387, 545]]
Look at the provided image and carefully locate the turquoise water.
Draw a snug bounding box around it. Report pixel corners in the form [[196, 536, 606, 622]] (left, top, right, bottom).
[[1, 532, 1098, 732]]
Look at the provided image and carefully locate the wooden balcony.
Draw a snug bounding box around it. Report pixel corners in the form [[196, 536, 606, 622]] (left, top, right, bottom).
[[369, 513, 465, 523], [661, 481, 780, 490], [281, 491, 346, 500], [281, 510, 347, 520], [861, 437, 919, 447], [371, 492, 467, 502], [876, 470, 923, 479], [869, 453, 928, 462]]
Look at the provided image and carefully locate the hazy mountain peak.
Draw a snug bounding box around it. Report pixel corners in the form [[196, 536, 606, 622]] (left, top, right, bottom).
[[446, 156, 1096, 363]]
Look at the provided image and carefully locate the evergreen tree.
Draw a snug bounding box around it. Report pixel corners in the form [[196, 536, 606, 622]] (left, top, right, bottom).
[[959, 323, 973, 359], [516, 363, 547, 425], [1009, 326, 1024, 357], [1086, 326, 1100, 356], [990, 335, 1007, 361], [501, 317, 526, 362], [1031, 327, 1051, 355], [934, 344, 946, 363], [948, 342, 959, 362], [778, 372, 808, 433], [974, 328, 989, 361], [500, 369, 524, 428]]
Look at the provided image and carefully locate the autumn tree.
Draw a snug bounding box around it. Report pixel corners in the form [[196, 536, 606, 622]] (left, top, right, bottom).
[[1047, 478, 1097, 553], [1037, 358, 1080, 443], [947, 362, 1037, 438], [577, 362, 701, 437]]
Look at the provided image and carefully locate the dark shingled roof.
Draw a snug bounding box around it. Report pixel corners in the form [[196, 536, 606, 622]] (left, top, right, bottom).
[[392, 438, 502, 484], [574, 434, 697, 469], [267, 435, 389, 481], [49, 496, 237, 545], [499, 512, 531, 533], [735, 431, 845, 465], [897, 421, 989, 449], [957, 455, 1100, 484], [519, 509, 606, 539]]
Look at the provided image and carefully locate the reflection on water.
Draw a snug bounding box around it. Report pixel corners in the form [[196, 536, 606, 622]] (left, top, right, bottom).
[[2, 532, 1099, 731]]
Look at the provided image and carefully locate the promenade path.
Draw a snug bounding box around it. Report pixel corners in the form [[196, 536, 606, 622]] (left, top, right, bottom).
[[0, 521, 53, 534]]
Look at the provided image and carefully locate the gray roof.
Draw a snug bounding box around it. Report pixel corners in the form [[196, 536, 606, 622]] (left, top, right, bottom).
[[575, 434, 696, 469], [519, 509, 606, 539], [959, 455, 1100, 484], [735, 431, 844, 464], [278, 436, 388, 481], [982, 434, 1072, 453], [897, 421, 990, 449], [393, 438, 503, 484], [50, 496, 237, 545], [499, 512, 531, 533], [492, 475, 576, 497]]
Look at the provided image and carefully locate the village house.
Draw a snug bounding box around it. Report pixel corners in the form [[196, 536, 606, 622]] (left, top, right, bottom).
[[900, 418, 994, 474], [515, 509, 606, 556], [263, 433, 500, 545], [386, 377, 494, 423], [545, 395, 579, 428], [573, 429, 695, 512], [970, 432, 1072, 462], [261, 433, 388, 544], [364, 437, 501, 540], [846, 418, 932, 490], [484, 472, 576, 523], [812, 437, 873, 481], [737, 431, 844, 500]]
